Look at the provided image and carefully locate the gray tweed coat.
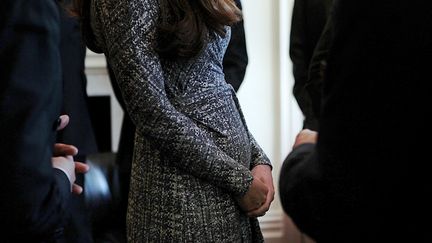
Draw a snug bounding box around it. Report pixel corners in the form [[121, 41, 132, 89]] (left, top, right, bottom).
[[89, 0, 271, 242]]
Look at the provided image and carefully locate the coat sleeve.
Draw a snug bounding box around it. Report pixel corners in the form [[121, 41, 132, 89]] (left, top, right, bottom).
[[305, 13, 333, 121], [279, 144, 322, 239], [289, 0, 319, 130], [92, 0, 253, 197], [0, 0, 71, 240]]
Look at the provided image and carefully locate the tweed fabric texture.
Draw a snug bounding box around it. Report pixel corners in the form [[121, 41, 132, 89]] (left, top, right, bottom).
[[90, 0, 271, 242]]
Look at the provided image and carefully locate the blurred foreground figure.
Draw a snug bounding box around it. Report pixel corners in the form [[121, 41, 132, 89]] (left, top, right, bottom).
[[1, 0, 88, 242], [280, 0, 432, 242]]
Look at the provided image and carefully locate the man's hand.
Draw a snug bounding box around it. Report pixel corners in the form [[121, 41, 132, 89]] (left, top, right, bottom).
[[52, 115, 90, 194], [293, 129, 318, 149], [56, 115, 70, 131], [52, 155, 76, 192], [53, 143, 78, 157], [72, 161, 89, 194]]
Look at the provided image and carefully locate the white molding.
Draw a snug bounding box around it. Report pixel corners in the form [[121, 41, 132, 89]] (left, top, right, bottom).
[[260, 210, 284, 241], [85, 52, 123, 152], [85, 49, 107, 74]]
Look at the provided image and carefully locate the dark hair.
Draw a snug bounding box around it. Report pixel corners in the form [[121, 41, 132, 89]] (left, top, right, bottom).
[[70, 0, 241, 59], [157, 0, 241, 59], [69, 0, 83, 18]]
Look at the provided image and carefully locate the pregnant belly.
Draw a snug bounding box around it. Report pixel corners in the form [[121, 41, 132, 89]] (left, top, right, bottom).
[[172, 87, 252, 167]]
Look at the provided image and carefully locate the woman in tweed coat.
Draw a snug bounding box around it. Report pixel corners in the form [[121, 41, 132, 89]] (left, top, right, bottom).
[[75, 0, 274, 241]]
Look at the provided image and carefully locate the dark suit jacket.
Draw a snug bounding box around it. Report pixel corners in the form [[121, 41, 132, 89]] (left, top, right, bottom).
[[55, 2, 97, 243], [289, 0, 333, 130], [0, 0, 71, 242], [280, 0, 431, 242], [303, 17, 332, 124], [223, 0, 248, 92], [57, 2, 98, 158]]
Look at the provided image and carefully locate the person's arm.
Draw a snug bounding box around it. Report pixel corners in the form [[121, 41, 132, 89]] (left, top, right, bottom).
[[0, 0, 72, 240], [279, 129, 320, 238], [92, 0, 253, 197], [223, 0, 248, 92], [279, 143, 321, 240], [289, 0, 318, 129], [305, 13, 333, 123]]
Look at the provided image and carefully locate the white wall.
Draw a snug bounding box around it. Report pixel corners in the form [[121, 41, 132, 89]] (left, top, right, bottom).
[[239, 0, 303, 177], [238, 0, 304, 241]]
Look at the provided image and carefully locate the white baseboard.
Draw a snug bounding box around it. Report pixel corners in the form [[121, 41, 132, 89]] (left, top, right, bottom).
[[260, 210, 285, 242]]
